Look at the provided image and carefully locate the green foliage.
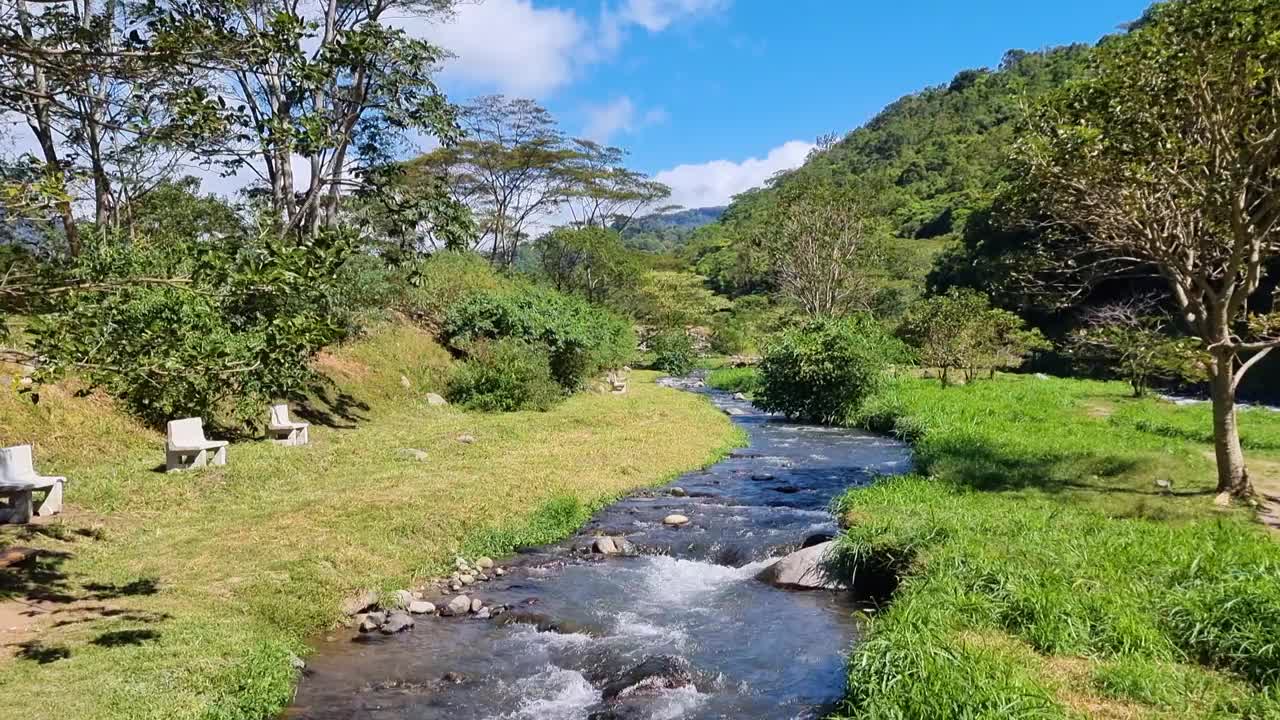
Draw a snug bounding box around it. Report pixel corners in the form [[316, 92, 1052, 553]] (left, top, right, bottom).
[[709, 314, 750, 355], [398, 250, 508, 327], [756, 316, 904, 424], [30, 228, 353, 428], [443, 284, 633, 390], [532, 226, 640, 304], [706, 366, 760, 395], [445, 338, 562, 412], [650, 331, 696, 376], [633, 270, 729, 331], [1069, 308, 1206, 398], [899, 288, 1046, 384]]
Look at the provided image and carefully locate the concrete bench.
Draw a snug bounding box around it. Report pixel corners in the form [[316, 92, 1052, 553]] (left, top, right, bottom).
[[166, 417, 228, 472], [0, 445, 65, 524], [267, 403, 310, 447]]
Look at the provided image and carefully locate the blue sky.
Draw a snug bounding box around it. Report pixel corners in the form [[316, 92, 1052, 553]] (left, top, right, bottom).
[[420, 0, 1154, 208]]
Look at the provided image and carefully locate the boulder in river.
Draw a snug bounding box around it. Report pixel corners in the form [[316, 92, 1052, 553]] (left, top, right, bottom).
[[599, 655, 694, 702], [444, 595, 471, 616], [496, 611, 604, 637], [408, 600, 436, 615], [662, 514, 689, 527], [380, 611, 415, 634], [755, 541, 845, 591]]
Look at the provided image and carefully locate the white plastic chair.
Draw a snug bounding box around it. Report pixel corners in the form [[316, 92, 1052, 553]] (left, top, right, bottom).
[[166, 417, 228, 472], [0, 445, 65, 524], [267, 403, 310, 447]]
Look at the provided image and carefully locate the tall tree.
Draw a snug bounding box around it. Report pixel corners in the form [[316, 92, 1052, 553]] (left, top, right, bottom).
[[1014, 0, 1280, 499], [137, 0, 459, 240], [419, 96, 575, 266], [561, 139, 671, 232], [751, 181, 886, 317]]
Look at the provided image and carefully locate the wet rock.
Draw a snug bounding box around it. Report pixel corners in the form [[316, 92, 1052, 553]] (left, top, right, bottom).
[[459, 574, 475, 586], [662, 514, 690, 527], [444, 595, 471, 616], [392, 589, 414, 608], [726, 407, 748, 416], [801, 532, 836, 549], [408, 600, 436, 615], [494, 568, 505, 577], [426, 393, 449, 406], [496, 611, 603, 637], [750, 473, 776, 482], [476, 607, 491, 619], [470, 598, 483, 614], [668, 487, 687, 497], [476, 557, 494, 569], [772, 485, 800, 494], [755, 541, 844, 591], [733, 392, 749, 401], [592, 536, 619, 554], [449, 582, 462, 592], [599, 655, 694, 702], [358, 611, 386, 633], [380, 611, 415, 634], [442, 671, 468, 684]]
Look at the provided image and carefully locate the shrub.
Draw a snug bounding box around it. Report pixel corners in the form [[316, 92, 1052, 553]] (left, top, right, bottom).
[[709, 315, 750, 355], [443, 285, 633, 390], [651, 331, 696, 376], [756, 315, 903, 424], [445, 339, 562, 412], [31, 230, 351, 428], [400, 250, 506, 327]]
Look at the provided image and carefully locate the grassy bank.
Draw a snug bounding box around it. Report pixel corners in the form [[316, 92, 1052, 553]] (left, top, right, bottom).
[[833, 375, 1280, 719], [0, 323, 742, 720]]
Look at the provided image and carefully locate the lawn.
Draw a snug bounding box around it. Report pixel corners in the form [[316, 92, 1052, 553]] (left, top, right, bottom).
[[0, 322, 743, 720], [832, 374, 1280, 719]]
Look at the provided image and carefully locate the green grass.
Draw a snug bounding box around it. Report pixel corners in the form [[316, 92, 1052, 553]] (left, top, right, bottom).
[[0, 322, 743, 720], [706, 366, 761, 395], [832, 374, 1280, 719]]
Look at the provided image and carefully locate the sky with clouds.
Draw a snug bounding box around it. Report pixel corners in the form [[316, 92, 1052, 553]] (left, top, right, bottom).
[[413, 0, 1153, 210]]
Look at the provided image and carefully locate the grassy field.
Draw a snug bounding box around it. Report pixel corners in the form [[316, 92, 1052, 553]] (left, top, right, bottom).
[[832, 375, 1280, 719], [0, 322, 742, 720]]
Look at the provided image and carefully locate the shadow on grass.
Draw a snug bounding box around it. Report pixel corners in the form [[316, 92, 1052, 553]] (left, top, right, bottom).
[[296, 376, 371, 430], [91, 628, 160, 647], [14, 641, 71, 664]]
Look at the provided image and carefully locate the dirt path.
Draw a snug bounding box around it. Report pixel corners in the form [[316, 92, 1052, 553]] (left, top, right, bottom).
[[1253, 459, 1280, 534]]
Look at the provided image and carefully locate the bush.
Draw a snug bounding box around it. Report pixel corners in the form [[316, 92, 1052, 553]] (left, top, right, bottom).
[[756, 315, 903, 424], [400, 250, 506, 327], [445, 339, 562, 412], [709, 315, 750, 355], [443, 284, 633, 391], [31, 230, 351, 428], [651, 331, 696, 376]]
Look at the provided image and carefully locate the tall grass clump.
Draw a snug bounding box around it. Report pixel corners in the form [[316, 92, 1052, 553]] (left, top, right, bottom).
[[706, 366, 760, 395]]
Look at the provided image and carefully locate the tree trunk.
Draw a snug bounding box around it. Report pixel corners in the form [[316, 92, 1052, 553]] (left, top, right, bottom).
[[1209, 354, 1251, 500]]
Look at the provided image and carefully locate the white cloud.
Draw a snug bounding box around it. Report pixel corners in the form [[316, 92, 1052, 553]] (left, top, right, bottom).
[[617, 0, 729, 32], [582, 96, 668, 142], [403, 0, 586, 96], [654, 140, 815, 208]]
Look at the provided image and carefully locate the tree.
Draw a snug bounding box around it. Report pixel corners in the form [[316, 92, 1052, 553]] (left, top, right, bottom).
[[1014, 0, 1280, 498], [633, 270, 728, 332], [532, 226, 639, 304], [561, 139, 670, 232], [899, 289, 1043, 385], [136, 0, 459, 240], [1069, 300, 1205, 398], [752, 182, 886, 317], [419, 96, 575, 266]]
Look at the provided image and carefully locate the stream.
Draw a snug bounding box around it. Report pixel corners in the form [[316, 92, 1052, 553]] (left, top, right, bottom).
[[285, 377, 911, 720]]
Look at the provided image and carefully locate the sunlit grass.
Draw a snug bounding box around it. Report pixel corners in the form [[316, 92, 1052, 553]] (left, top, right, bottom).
[[0, 323, 743, 720], [833, 374, 1280, 719]]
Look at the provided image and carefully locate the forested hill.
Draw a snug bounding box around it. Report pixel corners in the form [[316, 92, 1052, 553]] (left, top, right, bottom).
[[620, 206, 726, 252], [734, 45, 1092, 242]]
